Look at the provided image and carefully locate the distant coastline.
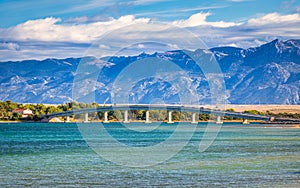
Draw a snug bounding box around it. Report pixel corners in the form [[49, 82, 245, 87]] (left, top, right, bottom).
[[1, 100, 299, 124], [204, 104, 300, 114]]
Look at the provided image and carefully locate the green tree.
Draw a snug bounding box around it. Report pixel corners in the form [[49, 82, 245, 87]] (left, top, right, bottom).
[[11, 112, 21, 120], [149, 110, 166, 121], [244, 110, 264, 115], [113, 110, 122, 121], [172, 111, 181, 121], [45, 106, 62, 114], [199, 114, 210, 121], [226, 108, 235, 112]]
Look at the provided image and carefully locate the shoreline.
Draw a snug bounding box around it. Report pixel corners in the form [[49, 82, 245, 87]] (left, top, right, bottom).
[[1, 120, 299, 128], [219, 104, 300, 114]]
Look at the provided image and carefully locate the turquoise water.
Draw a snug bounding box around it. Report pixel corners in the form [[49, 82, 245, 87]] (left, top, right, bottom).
[[0, 122, 299, 187]]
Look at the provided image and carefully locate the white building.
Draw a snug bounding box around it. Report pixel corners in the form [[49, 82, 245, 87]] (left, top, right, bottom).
[[12, 109, 33, 117]]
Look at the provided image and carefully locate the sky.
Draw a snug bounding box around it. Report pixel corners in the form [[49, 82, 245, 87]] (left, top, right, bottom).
[[0, 0, 300, 61]]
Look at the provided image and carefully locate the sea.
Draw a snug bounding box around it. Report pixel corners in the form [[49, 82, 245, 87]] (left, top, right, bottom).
[[0, 122, 299, 187]]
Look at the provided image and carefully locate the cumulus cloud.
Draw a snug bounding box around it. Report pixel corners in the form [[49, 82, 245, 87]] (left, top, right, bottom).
[[190, 12, 300, 48], [4, 12, 298, 45], [0, 12, 300, 61], [247, 13, 300, 25], [172, 12, 240, 28], [1, 15, 150, 43]]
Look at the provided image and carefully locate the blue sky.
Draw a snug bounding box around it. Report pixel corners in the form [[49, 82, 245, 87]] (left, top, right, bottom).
[[0, 0, 300, 60]]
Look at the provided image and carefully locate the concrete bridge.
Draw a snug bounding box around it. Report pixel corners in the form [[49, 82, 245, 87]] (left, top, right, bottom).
[[42, 104, 298, 124]]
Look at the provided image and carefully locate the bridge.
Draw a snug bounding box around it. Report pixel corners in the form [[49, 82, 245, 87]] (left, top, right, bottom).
[[42, 104, 299, 124]]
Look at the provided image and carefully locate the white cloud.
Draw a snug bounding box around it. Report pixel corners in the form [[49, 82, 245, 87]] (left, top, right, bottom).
[[247, 13, 300, 25], [219, 43, 239, 47], [137, 44, 145, 48], [200, 12, 300, 48], [1, 12, 300, 61], [1, 16, 150, 43], [172, 12, 241, 28], [167, 43, 180, 49], [0, 13, 241, 47], [99, 44, 111, 49]]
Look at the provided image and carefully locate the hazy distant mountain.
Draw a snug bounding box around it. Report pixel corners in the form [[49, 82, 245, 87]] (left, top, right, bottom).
[[0, 39, 299, 104]]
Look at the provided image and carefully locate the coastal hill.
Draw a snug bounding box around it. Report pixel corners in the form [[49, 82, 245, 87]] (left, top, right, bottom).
[[0, 39, 299, 104]]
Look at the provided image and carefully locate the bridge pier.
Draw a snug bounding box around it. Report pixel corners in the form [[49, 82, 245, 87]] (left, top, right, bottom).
[[41, 117, 49, 122], [145, 110, 151, 124], [84, 113, 89, 123], [167, 111, 173, 124], [103, 111, 109, 123], [123, 110, 129, 123], [191, 113, 197, 124], [242, 118, 249, 124], [65, 116, 70, 123], [216, 116, 223, 124]]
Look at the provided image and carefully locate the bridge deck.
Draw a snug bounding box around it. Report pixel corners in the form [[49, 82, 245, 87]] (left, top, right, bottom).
[[40, 104, 292, 122]]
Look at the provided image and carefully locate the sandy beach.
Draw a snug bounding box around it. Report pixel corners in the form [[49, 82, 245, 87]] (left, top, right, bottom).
[[203, 104, 300, 114]]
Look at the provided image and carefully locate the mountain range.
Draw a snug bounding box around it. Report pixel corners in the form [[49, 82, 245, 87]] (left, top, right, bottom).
[[1, 39, 299, 104]]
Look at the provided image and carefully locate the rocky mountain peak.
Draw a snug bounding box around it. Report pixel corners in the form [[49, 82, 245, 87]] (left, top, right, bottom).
[[0, 39, 299, 104]]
